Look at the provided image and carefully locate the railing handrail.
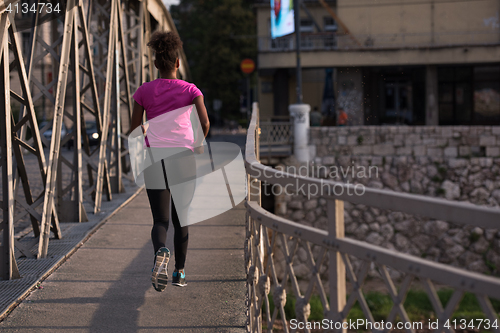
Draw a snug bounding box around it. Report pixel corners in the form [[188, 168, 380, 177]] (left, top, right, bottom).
[[245, 104, 500, 230], [246, 200, 500, 300]]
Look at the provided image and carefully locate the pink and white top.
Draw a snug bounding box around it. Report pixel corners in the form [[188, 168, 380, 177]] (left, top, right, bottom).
[[133, 78, 203, 149]]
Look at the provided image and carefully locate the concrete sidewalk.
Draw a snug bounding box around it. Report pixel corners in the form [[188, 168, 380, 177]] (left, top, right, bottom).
[[0, 189, 247, 333]]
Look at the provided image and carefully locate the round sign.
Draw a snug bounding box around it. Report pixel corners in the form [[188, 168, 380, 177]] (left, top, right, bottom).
[[240, 59, 255, 74]]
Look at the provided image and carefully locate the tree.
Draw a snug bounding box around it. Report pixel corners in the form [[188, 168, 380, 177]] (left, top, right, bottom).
[[170, 0, 256, 125]]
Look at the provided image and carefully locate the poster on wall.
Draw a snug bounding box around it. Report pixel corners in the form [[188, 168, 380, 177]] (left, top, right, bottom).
[[271, 0, 295, 39]]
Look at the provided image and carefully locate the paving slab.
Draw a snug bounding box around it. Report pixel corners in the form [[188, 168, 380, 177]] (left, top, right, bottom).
[[0, 189, 247, 333]]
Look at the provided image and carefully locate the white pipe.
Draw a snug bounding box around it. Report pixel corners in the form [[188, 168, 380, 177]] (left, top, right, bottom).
[[289, 103, 310, 162]]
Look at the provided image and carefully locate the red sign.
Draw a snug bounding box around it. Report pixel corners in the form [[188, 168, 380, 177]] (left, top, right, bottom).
[[240, 59, 255, 74]]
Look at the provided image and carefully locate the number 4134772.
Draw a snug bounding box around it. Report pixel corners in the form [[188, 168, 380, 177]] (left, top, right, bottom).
[[6, 2, 61, 14]]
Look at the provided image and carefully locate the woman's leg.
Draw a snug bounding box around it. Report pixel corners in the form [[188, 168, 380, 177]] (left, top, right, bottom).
[[171, 200, 189, 270], [162, 148, 194, 270], [146, 188, 171, 254]]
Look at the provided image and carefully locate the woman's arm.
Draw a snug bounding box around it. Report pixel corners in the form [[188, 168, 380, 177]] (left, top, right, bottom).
[[193, 95, 210, 137], [129, 101, 145, 135]]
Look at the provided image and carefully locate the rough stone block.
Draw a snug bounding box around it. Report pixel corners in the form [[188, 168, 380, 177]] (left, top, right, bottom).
[[441, 180, 460, 200], [352, 146, 373, 155], [459, 146, 471, 156], [444, 147, 458, 157], [413, 146, 426, 156], [480, 136, 496, 146], [291, 211, 305, 221], [371, 156, 383, 165], [373, 144, 395, 156], [492, 127, 500, 135], [405, 134, 422, 146], [448, 158, 468, 168], [347, 135, 358, 145], [486, 147, 500, 157], [440, 127, 453, 138], [396, 147, 412, 155], [427, 148, 443, 157], [338, 136, 347, 145], [479, 158, 493, 167], [423, 138, 436, 145], [322, 156, 335, 165], [288, 201, 303, 210], [393, 134, 404, 147], [304, 199, 318, 210]]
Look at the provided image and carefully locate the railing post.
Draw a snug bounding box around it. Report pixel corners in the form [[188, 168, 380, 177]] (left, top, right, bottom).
[[327, 198, 346, 331], [247, 102, 262, 332]]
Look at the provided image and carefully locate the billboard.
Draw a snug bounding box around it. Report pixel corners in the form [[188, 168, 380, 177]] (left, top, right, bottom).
[[271, 0, 295, 39]]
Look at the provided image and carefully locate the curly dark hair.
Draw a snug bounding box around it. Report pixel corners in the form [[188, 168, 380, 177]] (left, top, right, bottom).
[[147, 31, 183, 73]]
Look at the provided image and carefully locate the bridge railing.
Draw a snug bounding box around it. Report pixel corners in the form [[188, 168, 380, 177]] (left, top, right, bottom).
[[259, 120, 293, 159], [244, 102, 500, 333]]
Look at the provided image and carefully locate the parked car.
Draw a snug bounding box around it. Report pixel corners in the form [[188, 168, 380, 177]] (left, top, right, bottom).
[[67, 121, 100, 149], [38, 121, 68, 147]]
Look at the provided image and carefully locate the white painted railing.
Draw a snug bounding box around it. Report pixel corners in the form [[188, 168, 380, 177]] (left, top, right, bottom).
[[244, 102, 500, 333]]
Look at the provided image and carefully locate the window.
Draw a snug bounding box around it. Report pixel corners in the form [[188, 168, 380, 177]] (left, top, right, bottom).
[[474, 66, 500, 124], [300, 18, 314, 33], [324, 17, 337, 32], [438, 66, 473, 125]]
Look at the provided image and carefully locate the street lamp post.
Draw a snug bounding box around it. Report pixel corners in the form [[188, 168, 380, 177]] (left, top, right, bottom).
[[294, 0, 302, 104]]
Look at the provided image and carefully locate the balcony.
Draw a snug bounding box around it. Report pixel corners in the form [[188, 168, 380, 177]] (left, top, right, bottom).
[[259, 33, 337, 52], [258, 30, 500, 53]]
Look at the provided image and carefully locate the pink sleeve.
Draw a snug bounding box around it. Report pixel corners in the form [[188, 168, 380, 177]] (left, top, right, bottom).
[[133, 85, 144, 107], [190, 84, 203, 102]]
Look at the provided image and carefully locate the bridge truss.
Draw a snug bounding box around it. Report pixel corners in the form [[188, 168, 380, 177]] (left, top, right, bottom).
[[0, 0, 187, 280]]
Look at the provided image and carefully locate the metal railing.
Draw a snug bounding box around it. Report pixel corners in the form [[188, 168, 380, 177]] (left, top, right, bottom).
[[244, 102, 500, 333], [259, 33, 337, 52], [259, 120, 293, 158], [258, 30, 500, 52]]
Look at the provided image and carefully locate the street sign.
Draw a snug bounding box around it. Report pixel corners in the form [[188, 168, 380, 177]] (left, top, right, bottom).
[[240, 59, 255, 74]]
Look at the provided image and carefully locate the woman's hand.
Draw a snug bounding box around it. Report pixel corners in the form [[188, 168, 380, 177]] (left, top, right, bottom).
[[194, 145, 204, 154], [130, 100, 145, 135]]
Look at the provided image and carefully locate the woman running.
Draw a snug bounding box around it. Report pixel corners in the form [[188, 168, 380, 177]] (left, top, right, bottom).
[[130, 30, 210, 292]]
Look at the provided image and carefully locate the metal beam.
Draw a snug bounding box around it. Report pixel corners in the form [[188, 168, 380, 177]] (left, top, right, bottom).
[[318, 0, 361, 46], [0, 13, 20, 280], [0, 0, 183, 266]]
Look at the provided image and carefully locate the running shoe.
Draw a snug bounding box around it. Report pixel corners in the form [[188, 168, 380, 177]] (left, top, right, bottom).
[[172, 270, 187, 287], [151, 247, 170, 292]]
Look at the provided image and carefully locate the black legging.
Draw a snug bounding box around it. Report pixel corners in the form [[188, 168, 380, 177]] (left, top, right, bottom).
[[146, 186, 188, 270], [145, 151, 195, 270]]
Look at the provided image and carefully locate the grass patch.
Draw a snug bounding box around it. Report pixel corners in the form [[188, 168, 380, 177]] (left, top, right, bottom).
[[436, 188, 446, 196], [431, 176, 443, 183], [264, 288, 500, 324], [437, 166, 448, 177]]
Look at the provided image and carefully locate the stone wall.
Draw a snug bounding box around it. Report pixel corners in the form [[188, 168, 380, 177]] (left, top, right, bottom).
[[272, 126, 500, 281]]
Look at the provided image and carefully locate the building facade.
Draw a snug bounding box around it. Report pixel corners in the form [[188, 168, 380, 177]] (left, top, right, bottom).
[[255, 0, 500, 126]]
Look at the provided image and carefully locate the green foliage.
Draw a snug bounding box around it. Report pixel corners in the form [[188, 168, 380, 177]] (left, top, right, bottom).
[[264, 288, 500, 327], [470, 232, 481, 243], [431, 176, 443, 183], [357, 135, 364, 145], [438, 166, 448, 177], [436, 188, 446, 196], [171, 0, 257, 121]]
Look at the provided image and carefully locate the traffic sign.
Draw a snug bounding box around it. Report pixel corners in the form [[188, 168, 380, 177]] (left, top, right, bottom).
[[240, 59, 255, 74]]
